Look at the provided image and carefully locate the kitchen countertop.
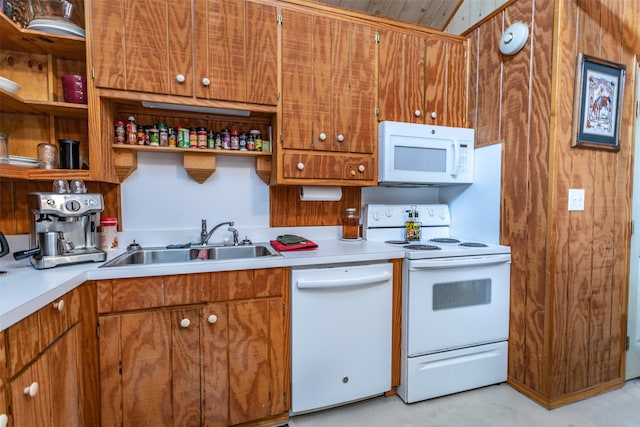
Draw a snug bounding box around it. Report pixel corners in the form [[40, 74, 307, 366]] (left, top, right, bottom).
[[0, 238, 404, 331]]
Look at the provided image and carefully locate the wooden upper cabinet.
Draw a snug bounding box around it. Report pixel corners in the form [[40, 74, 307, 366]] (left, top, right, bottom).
[[279, 8, 377, 185], [425, 35, 467, 127], [90, 0, 277, 104], [378, 29, 425, 124], [281, 10, 376, 153], [378, 30, 467, 127]]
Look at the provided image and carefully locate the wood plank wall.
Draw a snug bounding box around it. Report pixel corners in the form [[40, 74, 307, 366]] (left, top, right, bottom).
[[269, 186, 360, 227], [468, 0, 638, 408], [0, 181, 121, 234]]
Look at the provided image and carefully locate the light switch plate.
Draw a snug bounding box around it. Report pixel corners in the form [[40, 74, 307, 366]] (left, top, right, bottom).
[[568, 189, 585, 211]]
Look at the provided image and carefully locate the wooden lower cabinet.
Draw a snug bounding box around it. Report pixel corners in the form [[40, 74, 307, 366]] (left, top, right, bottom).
[[10, 325, 83, 427], [98, 268, 288, 426], [3, 283, 97, 427]]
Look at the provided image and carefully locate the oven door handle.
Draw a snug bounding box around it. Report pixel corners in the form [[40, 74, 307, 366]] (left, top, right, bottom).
[[409, 254, 511, 269], [296, 272, 392, 289]]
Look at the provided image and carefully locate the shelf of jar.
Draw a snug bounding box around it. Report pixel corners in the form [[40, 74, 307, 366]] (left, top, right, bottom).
[[111, 144, 273, 184], [0, 88, 89, 119], [0, 163, 91, 181], [0, 13, 86, 61]]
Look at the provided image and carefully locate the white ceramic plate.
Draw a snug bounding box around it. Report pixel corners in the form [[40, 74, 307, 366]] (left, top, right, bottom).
[[27, 18, 85, 38], [0, 77, 21, 94], [7, 155, 41, 168]]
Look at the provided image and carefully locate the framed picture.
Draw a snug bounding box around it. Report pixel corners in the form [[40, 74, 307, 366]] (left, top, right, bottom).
[[572, 53, 626, 151]]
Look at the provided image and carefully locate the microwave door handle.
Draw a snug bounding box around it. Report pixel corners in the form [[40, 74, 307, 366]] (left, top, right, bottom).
[[451, 142, 459, 177]]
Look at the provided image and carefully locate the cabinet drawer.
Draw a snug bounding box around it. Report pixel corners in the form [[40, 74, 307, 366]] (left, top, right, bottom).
[[283, 152, 343, 180], [342, 156, 374, 180]]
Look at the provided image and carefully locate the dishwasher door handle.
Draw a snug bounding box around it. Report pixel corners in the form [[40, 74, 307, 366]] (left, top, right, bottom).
[[296, 271, 392, 289]]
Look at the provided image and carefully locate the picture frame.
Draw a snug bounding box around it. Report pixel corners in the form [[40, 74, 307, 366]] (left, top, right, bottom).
[[572, 53, 626, 151]]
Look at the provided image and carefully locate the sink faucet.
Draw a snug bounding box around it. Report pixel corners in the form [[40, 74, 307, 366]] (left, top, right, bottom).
[[228, 227, 240, 245], [200, 219, 234, 245]]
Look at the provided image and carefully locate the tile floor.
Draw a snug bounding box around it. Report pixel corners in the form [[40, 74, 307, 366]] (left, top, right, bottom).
[[288, 378, 640, 427]]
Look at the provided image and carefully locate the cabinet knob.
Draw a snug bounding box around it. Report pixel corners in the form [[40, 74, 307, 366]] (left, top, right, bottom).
[[23, 382, 39, 397], [358, 164, 365, 172], [180, 318, 191, 328], [53, 299, 64, 311], [0, 413, 8, 427], [201, 77, 211, 86], [350, 170, 356, 176], [176, 74, 186, 83], [318, 133, 327, 141], [207, 314, 218, 324], [431, 111, 437, 119], [414, 110, 421, 117], [297, 163, 305, 171], [337, 134, 345, 142]]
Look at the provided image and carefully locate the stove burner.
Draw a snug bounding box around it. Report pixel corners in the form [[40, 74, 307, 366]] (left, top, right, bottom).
[[403, 244, 441, 250], [460, 242, 488, 247], [385, 240, 409, 245], [430, 237, 460, 244]]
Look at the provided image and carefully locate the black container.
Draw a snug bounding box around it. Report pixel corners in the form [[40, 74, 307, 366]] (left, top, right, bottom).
[[59, 139, 80, 169]]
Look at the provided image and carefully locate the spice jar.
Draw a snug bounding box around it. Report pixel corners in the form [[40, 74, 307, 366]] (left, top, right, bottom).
[[100, 217, 118, 250], [148, 124, 159, 146], [189, 128, 198, 148], [114, 120, 126, 144], [157, 123, 168, 146], [342, 208, 360, 240], [230, 129, 239, 150], [197, 127, 207, 148], [221, 128, 231, 149], [126, 116, 137, 145]]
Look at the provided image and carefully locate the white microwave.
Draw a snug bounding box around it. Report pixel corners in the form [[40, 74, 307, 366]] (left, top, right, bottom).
[[378, 121, 474, 186]]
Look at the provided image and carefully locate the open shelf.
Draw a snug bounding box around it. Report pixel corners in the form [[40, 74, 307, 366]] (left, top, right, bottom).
[[0, 88, 88, 119], [112, 144, 272, 184], [0, 13, 86, 61]]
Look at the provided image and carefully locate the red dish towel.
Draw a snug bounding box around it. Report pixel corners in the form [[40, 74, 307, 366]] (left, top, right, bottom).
[[270, 238, 318, 252]]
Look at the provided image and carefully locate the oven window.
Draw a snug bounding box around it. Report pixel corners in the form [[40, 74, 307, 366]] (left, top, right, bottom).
[[394, 146, 446, 172], [432, 279, 491, 310]]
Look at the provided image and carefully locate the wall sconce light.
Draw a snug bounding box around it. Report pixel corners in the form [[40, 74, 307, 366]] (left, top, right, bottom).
[[499, 22, 529, 55]]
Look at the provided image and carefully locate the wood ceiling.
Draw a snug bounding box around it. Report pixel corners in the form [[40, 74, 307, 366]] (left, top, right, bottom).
[[312, 0, 462, 31]]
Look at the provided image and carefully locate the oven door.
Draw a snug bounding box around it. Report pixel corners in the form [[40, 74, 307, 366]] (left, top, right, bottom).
[[405, 254, 511, 356]]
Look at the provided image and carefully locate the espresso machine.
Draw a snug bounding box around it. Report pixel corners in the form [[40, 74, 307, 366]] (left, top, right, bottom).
[[14, 192, 106, 269]]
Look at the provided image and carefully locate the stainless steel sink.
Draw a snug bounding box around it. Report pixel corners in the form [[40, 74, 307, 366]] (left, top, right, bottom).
[[100, 244, 280, 267]]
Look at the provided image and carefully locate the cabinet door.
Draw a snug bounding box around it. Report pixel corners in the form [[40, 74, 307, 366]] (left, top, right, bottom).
[[201, 303, 229, 427], [10, 350, 51, 427], [195, 0, 277, 104], [281, 9, 314, 150], [90, 0, 126, 89], [425, 36, 467, 127], [171, 308, 202, 426], [228, 298, 286, 424], [0, 386, 7, 427], [100, 311, 172, 426], [48, 326, 82, 427], [378, 29, 426, 123]]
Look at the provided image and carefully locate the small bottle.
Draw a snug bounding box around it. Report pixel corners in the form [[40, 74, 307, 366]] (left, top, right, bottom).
[[221, 128, 231, 149], [114, 120, 126, 144], [342, 208, 360, 240], [126, 116, 137, 145], [157, 123, 168, 146], [412, 208, 422, 241], [197, 127, 207, 148], [230, 129, 239, 150], [239, 132, 247, 151], [207, 130, 215, 149], [405, 210, 415, 241], [148, 124, 159, 146], [168, 128, 177, 147], [250, 130, 262, 151], [189, 128, 198, 148]]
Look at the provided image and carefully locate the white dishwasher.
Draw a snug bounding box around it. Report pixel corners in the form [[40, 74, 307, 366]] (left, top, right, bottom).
[[290, 262, 393, 414]]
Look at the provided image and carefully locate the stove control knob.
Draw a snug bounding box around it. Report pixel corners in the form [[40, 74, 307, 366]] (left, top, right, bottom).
[[439, 211, 446, 219], [373, 212, 380, 221], [386, 209, 392, 217], [427, 209, 434, 217]]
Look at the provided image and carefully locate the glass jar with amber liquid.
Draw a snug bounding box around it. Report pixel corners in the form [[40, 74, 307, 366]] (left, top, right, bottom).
[[342, 208, 360, 240]]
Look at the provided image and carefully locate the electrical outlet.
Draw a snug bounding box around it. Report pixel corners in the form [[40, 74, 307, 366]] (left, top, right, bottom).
[[568, 189, 585, 211]]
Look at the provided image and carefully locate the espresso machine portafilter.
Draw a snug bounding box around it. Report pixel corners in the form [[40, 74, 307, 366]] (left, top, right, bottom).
[[13, 192, 107, 269]]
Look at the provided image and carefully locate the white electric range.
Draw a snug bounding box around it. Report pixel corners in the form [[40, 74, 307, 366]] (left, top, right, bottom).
[[364, 203, 512, 403]]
